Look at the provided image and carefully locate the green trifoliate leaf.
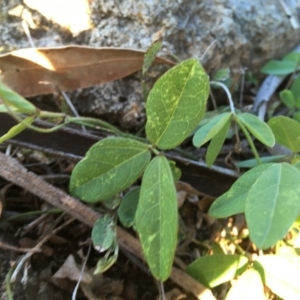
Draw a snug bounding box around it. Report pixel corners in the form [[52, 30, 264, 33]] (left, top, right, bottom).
[[236, 113, 275, 147], [117, 187, 140, 228], [92, 215, 116, 253], [245, 163, 300, 249], [0, 81, 37, 114], [186, 254, 248, 288], [146, 58, 209, 149], [257, 255, 300, 299], [205, 116, 231, 166], [135, 156, 178, 281], [209, 164, 274, 218], [193, 112, 232, 148], [69, 137, 151, 202]]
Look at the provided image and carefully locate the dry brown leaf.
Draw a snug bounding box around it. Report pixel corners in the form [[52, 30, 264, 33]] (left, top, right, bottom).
[[53, 254, 92, 284], [0, 45, 175, 97]]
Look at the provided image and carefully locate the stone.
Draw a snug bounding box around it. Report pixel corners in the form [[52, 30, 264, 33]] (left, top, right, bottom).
[[1, 0, 300, 128]]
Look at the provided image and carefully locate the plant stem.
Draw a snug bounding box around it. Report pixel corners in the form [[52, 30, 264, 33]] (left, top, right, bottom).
[[68, 116, 125, 136], [235, 117, 262, 165], [151, 147, 160, 156], [210, 81, 235, 114], [38, 111, 67, 119]]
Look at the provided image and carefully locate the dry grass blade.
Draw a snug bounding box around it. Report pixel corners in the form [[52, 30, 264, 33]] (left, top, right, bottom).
[[0, 45, 175, 97]]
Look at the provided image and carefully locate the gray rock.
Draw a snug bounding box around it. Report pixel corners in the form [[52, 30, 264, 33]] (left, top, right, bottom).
[[1, 0, 300, 128], [89, 0, 300, 75]]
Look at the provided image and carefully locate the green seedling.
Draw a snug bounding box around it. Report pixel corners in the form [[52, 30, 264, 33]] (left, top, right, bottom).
[[3, 48, 300, 299]]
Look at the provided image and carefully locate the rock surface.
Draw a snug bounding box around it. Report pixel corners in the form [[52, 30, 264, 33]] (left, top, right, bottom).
[[1, 0, 300, 127]]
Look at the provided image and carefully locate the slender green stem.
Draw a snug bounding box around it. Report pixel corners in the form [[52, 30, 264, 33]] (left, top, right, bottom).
[[6, 109, 68, 134], [1, 99, 67, 133], [151, 147, 160, 156], [21, 119, 68, 133], [38, 111, 68, 119], [68, 116, 149, 143], [235, 117, 261, 165], [68, 116, 125, 136]]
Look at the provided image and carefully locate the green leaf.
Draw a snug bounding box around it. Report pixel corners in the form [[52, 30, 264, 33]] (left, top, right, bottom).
[[94, 239, 119, 274], [206, 116, 231, 166], [212, 68, 230, 82], [146, 58, 209, 149], [193, 112, 232, 147], [186, 254, 248, 288], [257, 255, 300, 299], [117, 187, 140, 227], [92, 215, 116, 252], [292, 111, 300, 123], [0, 105, 20, 112], [143, 37, 163, 75], [225, 269, 266, 300], [94, 248, 118, 274], [0, 116, 35, 144], [283, 52, 300, 63], [135, 156, 178, 281], [280, 89, 295, 108], [209, 164, 274, 218], [69, 137, 151, 202], [260, 60, 299, 75], [268, 116, 300, 152], [236, 113, 275, 147], [0, 81, 37, 114], [245, 163, 300, 249]]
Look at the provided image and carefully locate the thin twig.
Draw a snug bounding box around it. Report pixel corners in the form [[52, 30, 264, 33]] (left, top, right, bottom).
[[72, 241, 92, 300], [11, 216, 75, 282], [0, 152, 216, 300], [0, 240, 41, 253]]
